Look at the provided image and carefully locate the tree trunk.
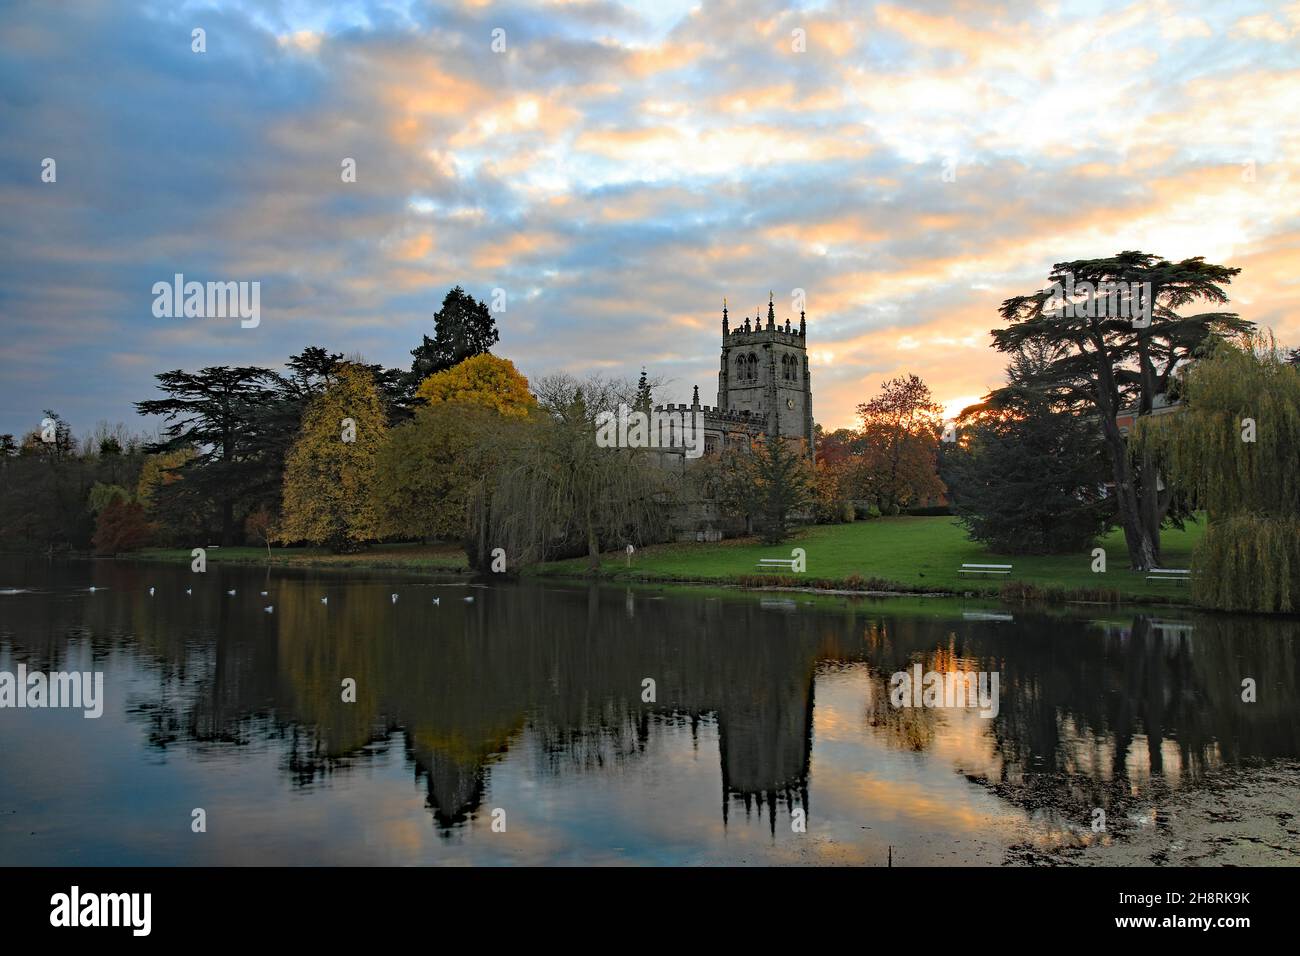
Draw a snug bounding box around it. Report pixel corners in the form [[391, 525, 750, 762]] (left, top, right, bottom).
[[1103, 427, 1157, 570], [1138, 446, 1165, 567]]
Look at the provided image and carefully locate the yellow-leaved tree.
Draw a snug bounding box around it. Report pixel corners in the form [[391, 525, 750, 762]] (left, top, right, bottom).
[[279, 363, 386, 552], [415, 353, 535, 417]]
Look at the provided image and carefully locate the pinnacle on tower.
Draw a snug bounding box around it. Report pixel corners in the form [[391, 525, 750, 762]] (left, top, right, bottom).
[[767, 291, 775, 328], [799, 309, 806, 337], [722, 297, 729, 335]]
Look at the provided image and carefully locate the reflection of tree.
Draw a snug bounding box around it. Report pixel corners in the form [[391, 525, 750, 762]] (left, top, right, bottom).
[[11, 555, 1300, 833]]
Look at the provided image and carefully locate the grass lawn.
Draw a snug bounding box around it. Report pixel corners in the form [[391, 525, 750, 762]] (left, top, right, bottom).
[[134, 541, 470, 572], [536, 516, 1205, 603]]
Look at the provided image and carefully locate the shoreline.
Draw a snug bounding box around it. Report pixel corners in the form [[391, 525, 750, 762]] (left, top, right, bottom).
[[998, 759, 1300, 866], [86, 547, 1203, 610]]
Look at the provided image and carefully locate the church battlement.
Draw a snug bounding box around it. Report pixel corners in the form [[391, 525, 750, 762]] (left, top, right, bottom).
[[713, 292, 814, 456]]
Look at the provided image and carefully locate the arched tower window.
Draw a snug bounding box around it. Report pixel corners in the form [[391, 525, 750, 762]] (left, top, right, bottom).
[[747, 353, 757, 380]]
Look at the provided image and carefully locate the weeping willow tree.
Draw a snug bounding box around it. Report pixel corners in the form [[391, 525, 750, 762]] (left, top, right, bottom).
[[1135, 334, 1300, 612], [466, 380, 674, 572]]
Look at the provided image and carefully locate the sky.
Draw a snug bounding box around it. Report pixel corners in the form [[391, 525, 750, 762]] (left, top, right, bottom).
[[1, 0, 1298, 442]]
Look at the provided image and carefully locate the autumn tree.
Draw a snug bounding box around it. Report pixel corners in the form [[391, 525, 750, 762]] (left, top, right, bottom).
[[854, 374, 946, 514], [991, 251, 1252, 569], [415, 353, 535, 418], [812, 457, 855, 524], [92, 497, 153, 555], [278, 363, 387, 552]]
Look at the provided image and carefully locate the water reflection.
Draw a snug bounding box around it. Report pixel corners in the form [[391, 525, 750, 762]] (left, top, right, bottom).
[[1, 555, 1296, 864]]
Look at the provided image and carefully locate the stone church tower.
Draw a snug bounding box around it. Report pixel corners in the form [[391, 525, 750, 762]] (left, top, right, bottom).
[[716, 294, 814, 453]]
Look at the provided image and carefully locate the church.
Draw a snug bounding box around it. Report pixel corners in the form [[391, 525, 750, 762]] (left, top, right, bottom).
[[653, 293, 817, 541], [654, 293, 815, 460]]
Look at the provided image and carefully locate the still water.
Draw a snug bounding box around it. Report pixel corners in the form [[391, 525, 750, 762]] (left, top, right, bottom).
[[1, 555, 1296, 865]]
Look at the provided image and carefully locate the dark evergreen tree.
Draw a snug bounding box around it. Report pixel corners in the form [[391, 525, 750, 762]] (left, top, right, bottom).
[[408, 287, 499, 392], [136, 366, 279, 545], [754, 428, 813, 544]]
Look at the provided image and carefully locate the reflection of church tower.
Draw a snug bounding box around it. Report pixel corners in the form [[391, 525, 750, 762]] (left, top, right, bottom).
[[717, 294, 814, 452]]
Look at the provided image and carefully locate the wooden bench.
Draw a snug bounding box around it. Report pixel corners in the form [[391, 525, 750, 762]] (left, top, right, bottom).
[[756, 558, 799, 572], [1146, 568, 1190, 584], [958, 563, 1012, 576]]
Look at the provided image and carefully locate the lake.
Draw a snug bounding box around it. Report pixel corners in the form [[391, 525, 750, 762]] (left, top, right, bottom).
[[1, 555, 1296, 865]]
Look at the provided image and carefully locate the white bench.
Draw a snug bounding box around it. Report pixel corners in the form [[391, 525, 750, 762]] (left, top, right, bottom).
[[756, 558, 799, 572], [958, 563, 1012, 576], [1146, 568, 1190, 584]]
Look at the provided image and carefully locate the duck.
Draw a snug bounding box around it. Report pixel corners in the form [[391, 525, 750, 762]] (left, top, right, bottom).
[[226, 589, 236, 596], [321, 596, 328, 604], [431, 597, 440, 606], [463, 596, 475, 603], [185, 588, 192, 595], [263, 606, 273, 613], [391, 593, 399, 603], [148, 587, 155, 596]]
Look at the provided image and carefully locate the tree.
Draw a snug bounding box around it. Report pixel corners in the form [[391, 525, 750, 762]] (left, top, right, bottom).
[[92, 497, 153, 555], [244, 505, 276, 557], [136, 367, 280, 545], [373, 402, 516, 543], [815, 426, 863, 467], [278, 364, 387, 552], [946, 343, 1112, 553], [408, 287, 500, 389], [947, 402, 1112, 555], [415, 353, 535, 418], [812, 457, 854, 524], [752, 431, 814, 543], [991, 252, 1252, 569], [707, 442, 762, 535], [855, 374, 945, 514], [1136, 335, 1300, 611], [469, 378, 672, 571], [88, 482, 130, 515]]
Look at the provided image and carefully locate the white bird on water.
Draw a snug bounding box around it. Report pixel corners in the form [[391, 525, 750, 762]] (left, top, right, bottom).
[[227, 589, 236, 596], [391, 593, 398, 603], [260, 591, 268, 596], [186, 588, 192, 595], [431, 597, 440, 606], [321, 596, 328, 604], [88, 586, 99, 593], [148, 587, 155, 596], [463, 596, 474, 603], [263, 606, 273, 613]]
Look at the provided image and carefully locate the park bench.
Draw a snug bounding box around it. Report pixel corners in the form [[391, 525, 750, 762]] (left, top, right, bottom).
[[756, 557, 799, 572], [958, 563, 1012, 576], [1146, 568, 1190, 584]]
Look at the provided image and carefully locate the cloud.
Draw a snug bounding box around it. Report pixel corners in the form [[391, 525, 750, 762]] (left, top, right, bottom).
[[1, 0, 1297, 438]]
